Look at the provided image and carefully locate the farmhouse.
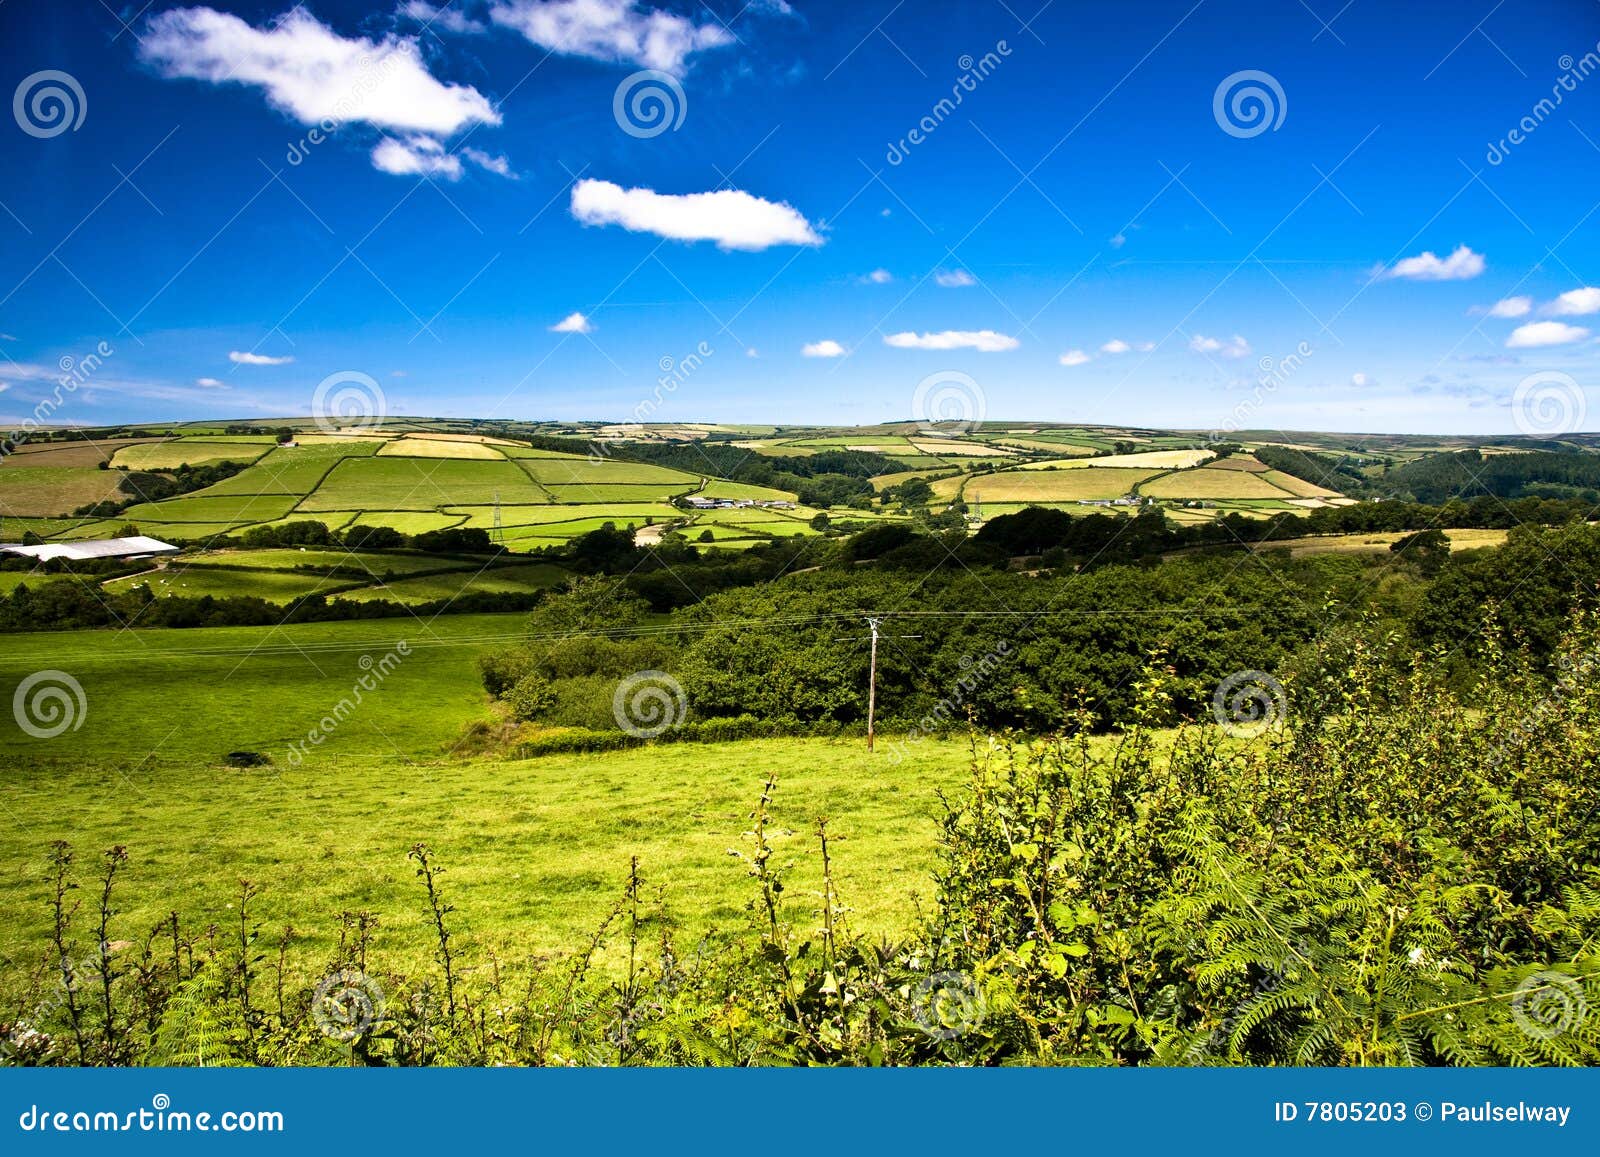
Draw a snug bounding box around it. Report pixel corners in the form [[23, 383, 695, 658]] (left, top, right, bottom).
[[0, 535, 180, 562]]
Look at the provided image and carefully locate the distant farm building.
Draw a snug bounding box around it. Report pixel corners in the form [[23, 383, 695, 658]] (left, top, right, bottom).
[[0, 536, 180, 562]]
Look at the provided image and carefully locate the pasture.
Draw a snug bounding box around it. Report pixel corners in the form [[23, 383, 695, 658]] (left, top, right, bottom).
[[0, 615, 976, 966]]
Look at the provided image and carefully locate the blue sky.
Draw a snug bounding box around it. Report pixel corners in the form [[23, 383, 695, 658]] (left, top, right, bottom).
[[2, 0, 1599, 433]]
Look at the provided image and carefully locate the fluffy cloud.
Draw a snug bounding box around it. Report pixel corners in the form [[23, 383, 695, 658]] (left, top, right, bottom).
[[570, 180, 822, 251], [372, 135, 461, 178], [1058, 349, 1091, 366], [884, 330, 1019, 352], [802, 340, 846, 358], [195, 377, 227, 388], [1100, 339, 1131, 354], [549, 311, 593, 333], [935, 270, 976, 288], [140, 8, 500, 135], [229, 351, 294, 365], [1547, 287, 1600, 316], [1483, 296, 1532, 318], [489, 0, 733, 75], [1507, 321, 1590, 348], [863, 269, 893, 284], [400, 1, 489, 34], [1382, 244, 1485, 281], [1188, 334, 1251, 359], [1351, 372, 1368, 387]]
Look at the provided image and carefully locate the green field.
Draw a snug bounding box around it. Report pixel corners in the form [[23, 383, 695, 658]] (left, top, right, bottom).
[[0, 617, 972, 965], [108, 441, 269, 470], [302, 457, 548, 510], [0, 466, 125, 517]]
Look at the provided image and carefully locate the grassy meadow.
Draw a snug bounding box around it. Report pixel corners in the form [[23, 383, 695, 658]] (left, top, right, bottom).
[[0, 616, 975, 971]]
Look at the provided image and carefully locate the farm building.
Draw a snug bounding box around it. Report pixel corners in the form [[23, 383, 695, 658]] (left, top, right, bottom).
[[0, 535, 180, 562]]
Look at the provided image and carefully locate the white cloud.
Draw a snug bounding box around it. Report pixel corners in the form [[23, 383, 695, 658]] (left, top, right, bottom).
[[1483, 295, 1532, 318], [1136, 341, 1154, 352], [1507, 320, 1590, 348], [745, 347, 759, 358], [372, 135, 463, 178], [1188, 333, 1251, 359], [1100, 339, 1131, 354], [229, 351, 294, 365], [570, 179, 822, 251], [489, 0, 733, 75], [1547, 287, 1600, 316], [935, 269, 976, 288], [461, 147, 513, 177], [1351, 372, 1368, 387], [400, 1, 489, 34], [863, 268, 893, 284], [884, 330, 1019, 352], [140, 8, 500, 136], [1382, 244, 1485, 281], [549, 311, 593, 334], [1108, 232, 1126, 249], [802, 340, 846, 358], [1058, 349, 1091, 366], [195, 377, 228, 388]]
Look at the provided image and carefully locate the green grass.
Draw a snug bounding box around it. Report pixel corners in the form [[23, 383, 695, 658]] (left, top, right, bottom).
[[105, 566, 363, 603], [0, 738, 972, 967], [197, 441, 379, 496], [180, 549, 467, 576], [517, 458, 700, 487], [0, 614, 520, 765], [108, 442, 268, 470], [118, 494, 300, 523], [444, 502, 679, 529], [543, 483, 697, 504], [0, 615, 975, 965], [301, 457, 547, 510], [0, 466, 125, 517], [343, 510, 467, 534], [338, 562, 569, 603]]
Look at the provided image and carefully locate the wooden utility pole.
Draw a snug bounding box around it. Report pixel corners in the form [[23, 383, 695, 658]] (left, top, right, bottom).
[[866, 616, 880, 752]]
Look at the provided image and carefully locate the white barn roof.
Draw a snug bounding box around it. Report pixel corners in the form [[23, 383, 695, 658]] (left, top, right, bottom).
[[0, 536, 180, 562]]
